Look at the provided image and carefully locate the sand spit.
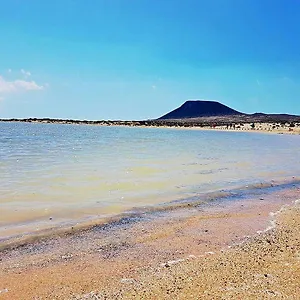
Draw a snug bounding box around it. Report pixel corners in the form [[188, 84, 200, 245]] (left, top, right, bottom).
[[0, 184, 300, 299]]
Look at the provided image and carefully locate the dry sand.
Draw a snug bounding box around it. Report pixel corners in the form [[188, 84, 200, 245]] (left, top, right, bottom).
[[213, 122, 300, 135], [159, 122, 300, 135], [0, 182, 300, 299], [119, 201, 300, 300], [136, 122, 300, 136]]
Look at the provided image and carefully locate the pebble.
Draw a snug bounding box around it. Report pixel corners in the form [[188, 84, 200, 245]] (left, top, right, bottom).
[[161, 258, 185, 267], [0, 288, 8, 294], [120, 278, 135, 284], [61, 253, 73, 260]]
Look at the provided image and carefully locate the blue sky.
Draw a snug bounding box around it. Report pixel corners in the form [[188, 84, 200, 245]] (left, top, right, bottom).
[[0, 0, 299, 119]]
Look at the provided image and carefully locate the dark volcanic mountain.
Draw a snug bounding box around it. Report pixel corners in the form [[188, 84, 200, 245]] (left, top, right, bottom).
[[159, 100, 243, 119]]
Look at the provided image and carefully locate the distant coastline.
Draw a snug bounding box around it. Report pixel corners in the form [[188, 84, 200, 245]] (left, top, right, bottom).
[[1, 114, 300, 135], [2, 100, 300, 130]]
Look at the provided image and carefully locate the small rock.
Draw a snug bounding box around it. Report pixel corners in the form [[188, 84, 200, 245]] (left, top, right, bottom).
[[120, 278, 135, 284], [0, 288, 8, 294], [61, 253, 73, 260]]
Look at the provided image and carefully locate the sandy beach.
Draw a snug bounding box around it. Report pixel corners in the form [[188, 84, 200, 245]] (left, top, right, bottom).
[[145, 122, 300, 136], [1, 1, 300, 298], [1, 180, 299, 299], [201, 122, 300, 135]]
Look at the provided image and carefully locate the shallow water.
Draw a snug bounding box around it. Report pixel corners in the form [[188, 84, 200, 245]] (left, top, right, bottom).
[[1, 122, 300, 240]]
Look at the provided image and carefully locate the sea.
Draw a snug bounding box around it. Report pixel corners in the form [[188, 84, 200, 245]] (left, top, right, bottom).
[[1, 121, 300, 242]]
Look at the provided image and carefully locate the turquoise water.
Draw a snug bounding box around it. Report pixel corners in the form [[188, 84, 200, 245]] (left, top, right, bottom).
[[1, 122, 300, 240]]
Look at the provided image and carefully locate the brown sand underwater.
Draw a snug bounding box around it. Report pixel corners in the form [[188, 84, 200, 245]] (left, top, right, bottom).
[[0, 183, 300, 299]]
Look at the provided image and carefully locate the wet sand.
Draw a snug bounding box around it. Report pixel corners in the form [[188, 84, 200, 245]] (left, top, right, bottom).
[[0, 182, 300, 299]]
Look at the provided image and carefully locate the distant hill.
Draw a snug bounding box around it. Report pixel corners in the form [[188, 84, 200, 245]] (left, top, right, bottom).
[[159, 100, 243, 119], [1, 100, 299, 127]]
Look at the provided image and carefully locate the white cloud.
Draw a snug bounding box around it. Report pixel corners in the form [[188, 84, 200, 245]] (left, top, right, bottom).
[[0, 75, 44, 96], [21, 69, 31, 77], [0, 77, 15, 93], [14, 79, 43, 90], [152, 85, 156, 89], [7, 69, 12, 73]]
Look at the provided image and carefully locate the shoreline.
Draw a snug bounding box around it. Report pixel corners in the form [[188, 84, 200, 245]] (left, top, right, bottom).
[[0, 119, 300, 135], [144, 123, 300, 135], [1, 181, 300, 299], [1, 178, 299, 251], [1, 119, 300, 135]]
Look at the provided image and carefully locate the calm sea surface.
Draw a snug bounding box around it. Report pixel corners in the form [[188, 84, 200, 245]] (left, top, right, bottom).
[[1, 122, 300, 240]]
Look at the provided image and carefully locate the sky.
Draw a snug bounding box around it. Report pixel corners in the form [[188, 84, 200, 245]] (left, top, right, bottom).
[[0, 0, 299, 120]]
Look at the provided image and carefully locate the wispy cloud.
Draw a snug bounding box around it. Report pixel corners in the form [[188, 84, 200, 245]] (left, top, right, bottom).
[[21, 69, 31, 78], [0, 75, 44, 97], [152, 85, 156, 89], [14, 79, 43, 90], [256, 79, 261, 86], [7, 69, 12, 73]]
